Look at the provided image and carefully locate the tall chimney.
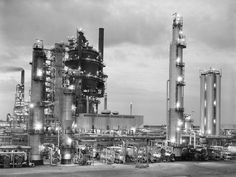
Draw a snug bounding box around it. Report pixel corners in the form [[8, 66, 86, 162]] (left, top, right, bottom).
[[98, 28, 104, 60], [104, 93, 107, 110], [21, 69, 25, 86], [130, 102, 132, 115]]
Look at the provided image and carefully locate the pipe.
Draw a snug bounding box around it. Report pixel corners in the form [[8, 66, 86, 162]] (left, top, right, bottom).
[[98, 28, 104, 60]]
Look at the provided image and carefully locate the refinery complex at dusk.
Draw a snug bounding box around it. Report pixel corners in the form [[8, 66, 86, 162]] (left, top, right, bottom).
[[0, 0, 236, 176]]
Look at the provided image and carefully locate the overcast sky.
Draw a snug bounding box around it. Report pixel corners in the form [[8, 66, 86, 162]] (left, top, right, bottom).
[[0, 0, 236, 126]]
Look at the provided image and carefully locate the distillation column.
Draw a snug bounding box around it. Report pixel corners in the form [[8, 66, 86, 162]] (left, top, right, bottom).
[[53, 43, 64, 124], [200, 69, 221, 135], [54, 43, 74, 164], [29, 40, 45, 165], [61, 87, 74, 164], [167, 13, 186, 144]]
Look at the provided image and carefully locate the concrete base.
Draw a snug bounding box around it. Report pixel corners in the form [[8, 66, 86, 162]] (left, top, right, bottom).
[[61, 159, 71, 164], [168, 108, 184, 144], [32, 159, 44, 166]]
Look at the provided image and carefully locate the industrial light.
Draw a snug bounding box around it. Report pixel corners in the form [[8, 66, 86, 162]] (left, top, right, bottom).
[[213, 119, 216, 124], [177, 119, 183, 126], [68, 85, 75, 90], [67, 137, 72, 145], [71, 104, 76, 111], [213, 100, 216, 106], [35, 122, 42, 130], [36, 69, 43, 77], [39, 145, 45, 151], [208, 130, 211, 134], [176, 102, 180, 108], [176, 127, 180, 131], [176, 57, 181, 63], [170, 137, 175, 143], [29, 103, 34, 108], [64, 153, 71, 159], [130, 127, 136, 134], [185, 116, 190, 121], [177, 76, 183, 82]]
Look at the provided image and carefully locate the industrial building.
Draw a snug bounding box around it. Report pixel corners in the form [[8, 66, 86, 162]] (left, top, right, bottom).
[[27, 28, 143, 164], [200, 68, 221, 136], [167, 13, 186, 144]]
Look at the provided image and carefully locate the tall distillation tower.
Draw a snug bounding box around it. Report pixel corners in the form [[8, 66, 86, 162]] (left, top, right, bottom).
[[29, 40, 45, 165], [167, 13, 186, 144]]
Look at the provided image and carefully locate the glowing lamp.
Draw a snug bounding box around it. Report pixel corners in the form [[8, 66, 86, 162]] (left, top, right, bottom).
[[67, 137, 72, 145], [36, 69, 43, 77], [170, 137, 175, 143], [35, 122, 42, 130], [177, 76, 183, 82], [29, 103, 34, 108]]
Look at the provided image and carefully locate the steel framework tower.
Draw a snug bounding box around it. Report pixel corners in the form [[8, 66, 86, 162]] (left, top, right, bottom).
[[167, 13, 186, 144], [200, 68, 221, 136]]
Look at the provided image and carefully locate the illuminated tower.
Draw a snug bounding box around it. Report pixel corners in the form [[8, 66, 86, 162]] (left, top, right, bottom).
[[200, 68, 221, 136], [167, 13, 186, 144], [29, 40, 45, 165]]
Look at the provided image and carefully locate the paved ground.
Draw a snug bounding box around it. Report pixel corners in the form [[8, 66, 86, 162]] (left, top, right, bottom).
[[1, 160, 236, 177]]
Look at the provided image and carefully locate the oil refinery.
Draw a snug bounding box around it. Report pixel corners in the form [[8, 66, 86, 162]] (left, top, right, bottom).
[[0, 13, 236, 169]]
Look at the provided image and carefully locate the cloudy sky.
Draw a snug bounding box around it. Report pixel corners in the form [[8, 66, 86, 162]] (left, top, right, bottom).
[[0, 0, 235, 125]]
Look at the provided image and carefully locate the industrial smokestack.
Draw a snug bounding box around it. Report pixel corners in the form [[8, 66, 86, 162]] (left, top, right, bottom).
[[21, 69, 25, 86], [98, 28, 104, 60], [130, 102, 132, 115], [104, 93, 107, 110]]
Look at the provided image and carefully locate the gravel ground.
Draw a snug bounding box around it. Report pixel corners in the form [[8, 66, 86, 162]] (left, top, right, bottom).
[[1, 160, 236, 177]]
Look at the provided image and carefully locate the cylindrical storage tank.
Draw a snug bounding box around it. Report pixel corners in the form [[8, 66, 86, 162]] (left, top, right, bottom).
[[216, 73, 221, 135], [206, 74, 214, 135], [200, 74, 206, 134]]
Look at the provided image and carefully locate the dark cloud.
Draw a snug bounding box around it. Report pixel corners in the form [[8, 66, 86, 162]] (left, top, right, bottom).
[[1, 0, 168, 48]]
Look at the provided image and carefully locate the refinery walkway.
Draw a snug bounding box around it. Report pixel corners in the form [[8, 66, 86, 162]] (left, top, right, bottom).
[[1, 160, 236, 177]]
